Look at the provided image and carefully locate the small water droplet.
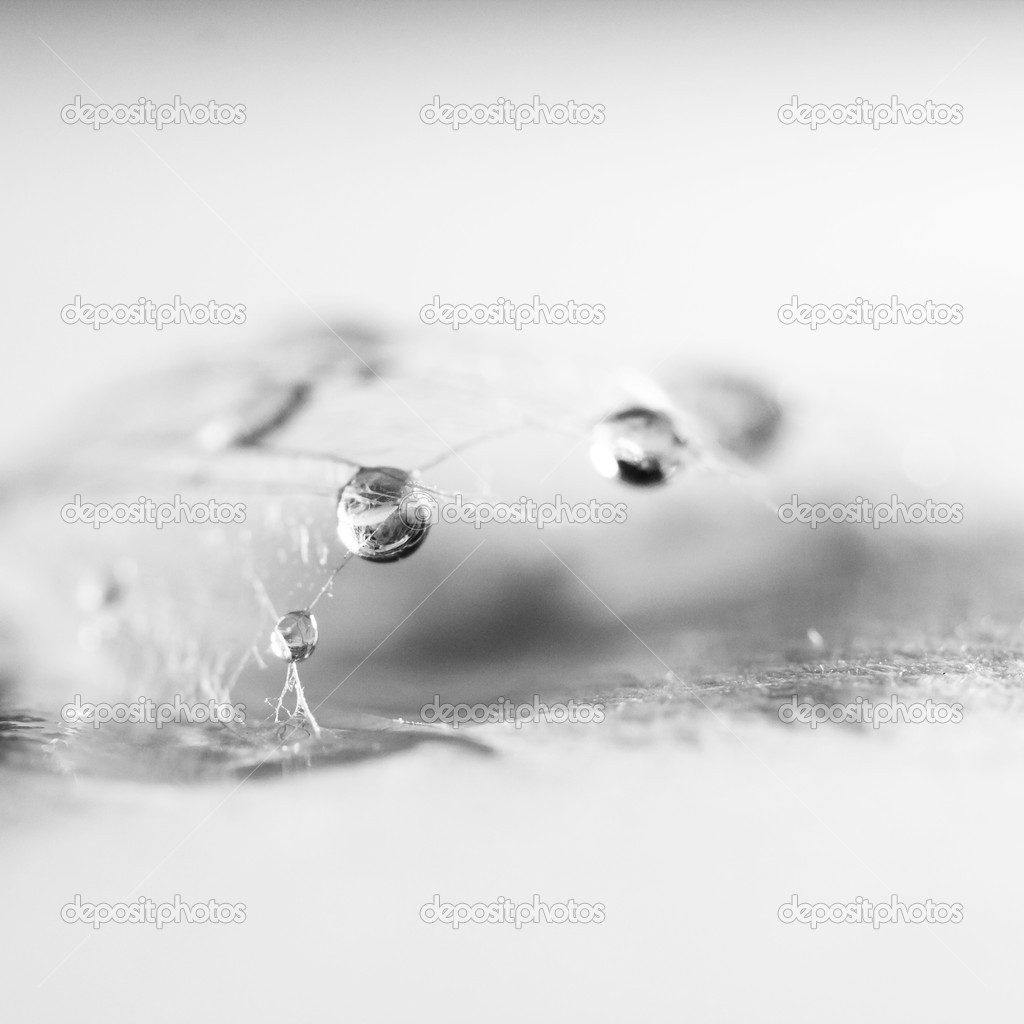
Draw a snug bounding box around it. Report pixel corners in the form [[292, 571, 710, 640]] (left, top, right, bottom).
[[76, 574, 120, 613], [270, 611, 318, 662], [589, 407, 686, 486], [75, 559, 136, 612], [336, 466, 430, 562]]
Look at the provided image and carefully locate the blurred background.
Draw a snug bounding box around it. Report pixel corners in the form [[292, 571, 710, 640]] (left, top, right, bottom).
[[3, 1, 1024, 1021]]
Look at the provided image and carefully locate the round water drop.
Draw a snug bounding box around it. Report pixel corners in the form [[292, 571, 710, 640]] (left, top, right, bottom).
[[590, 407, 687, 486], [270, 610, 318, 662], [679, 374, 783, 462], [336, 466, 430, 562]]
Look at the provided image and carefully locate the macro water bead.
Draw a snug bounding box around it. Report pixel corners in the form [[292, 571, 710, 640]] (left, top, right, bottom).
[[270, 611, 319, 662], [336, 466, 431, 562], [589, 407, 687, 486]]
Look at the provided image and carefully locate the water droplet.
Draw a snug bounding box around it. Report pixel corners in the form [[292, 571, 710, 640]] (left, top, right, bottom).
[[336, 466, 430, 562], [76, 574, 120, 613], [75, 559, 137, 613], [589, 408, 686, 486], [680, 374, 783, 462], [270, 611, 318, 662]]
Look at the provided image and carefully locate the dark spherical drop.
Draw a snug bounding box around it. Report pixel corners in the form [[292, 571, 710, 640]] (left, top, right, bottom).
[[590, 407, 687, 486], [336, 466, 431, 563]]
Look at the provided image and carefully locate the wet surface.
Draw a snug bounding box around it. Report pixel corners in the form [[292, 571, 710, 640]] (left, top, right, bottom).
[[0, 708, 494, 782]]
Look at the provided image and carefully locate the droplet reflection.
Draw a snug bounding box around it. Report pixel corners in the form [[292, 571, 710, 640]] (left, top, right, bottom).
[[336, 466, 431, 562]]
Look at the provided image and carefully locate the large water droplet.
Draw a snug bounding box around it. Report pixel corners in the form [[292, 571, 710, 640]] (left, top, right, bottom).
[[270, 611, 318, 662], [589, 408, 687, 486], [336, 466, 430, 562]]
